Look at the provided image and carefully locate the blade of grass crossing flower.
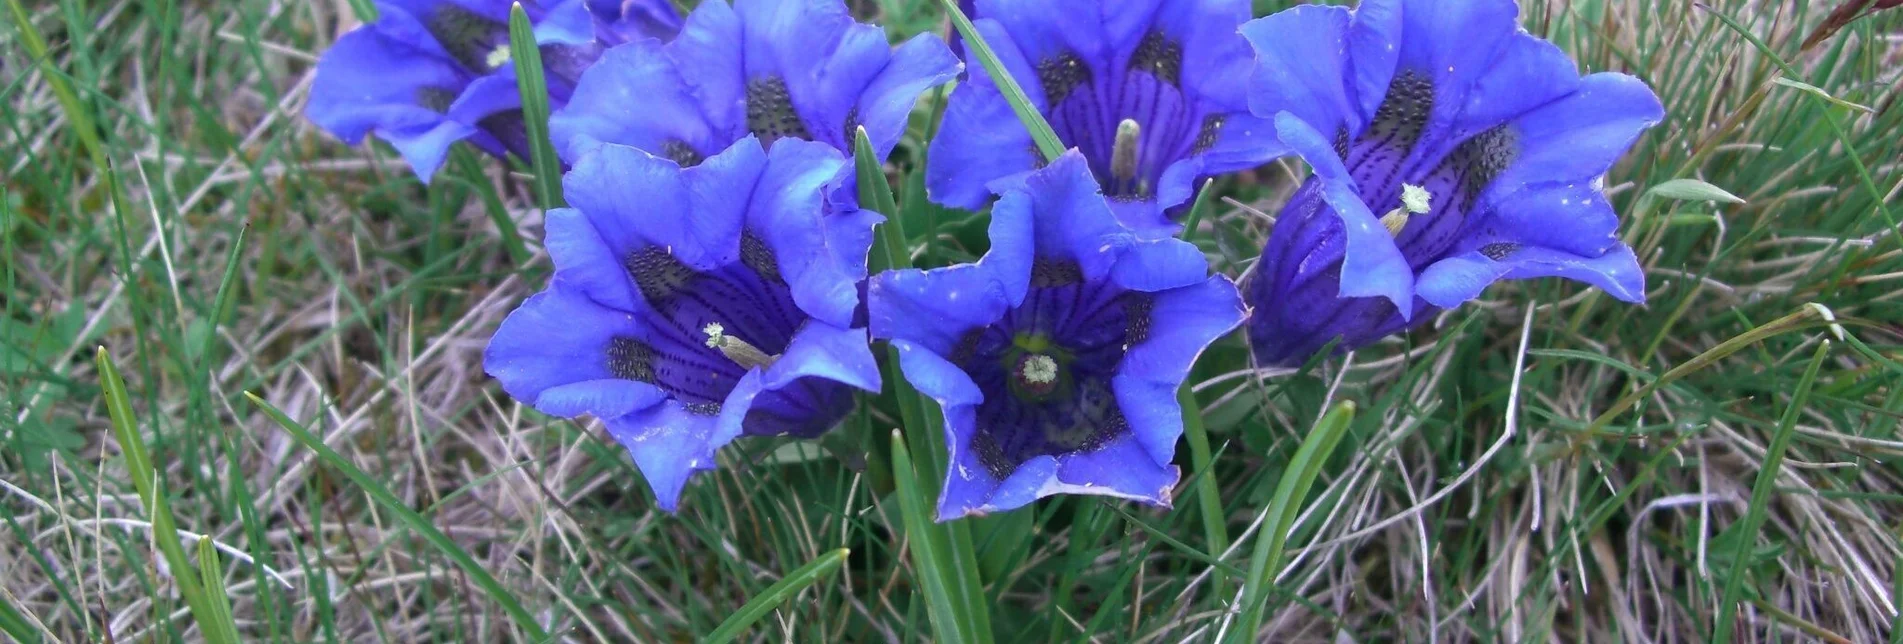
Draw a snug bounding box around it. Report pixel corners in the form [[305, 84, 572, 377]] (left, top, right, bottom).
[[96, 349, 229, 642], [938, 0, 1064, 162], [244, 392, 551, 641], [857, 127, 993, 643], [1230, 401, 1357, 643], [193, 539, 243, 644], [1712, 341, 1831, 642], [705, 548, 851, 644], [891, 431, 975, 644], [509, 3, 564, 208]]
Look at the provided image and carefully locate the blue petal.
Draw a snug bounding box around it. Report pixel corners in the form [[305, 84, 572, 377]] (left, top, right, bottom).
[[737, 139, 861, 328], [1110, 236, 1212, 293], [484, 285, 669, 420], [940, 432, 1179, 520], [1343, 0, 1400, 124], [1114, 275, 1244, 463], [1272, 112, 1415, 315], [719, 322, 882, 442], [668, 0, 748, 136], [853, 33, 962, 157], [1376, 0, 1522, 157], [924, 18, 1042, 210], [1242, 6, 1358, 140], [548, 42, 716, 164], [540, 206, 644, 314], [561, 140, 727, 270], [307, 14, 476, 179], [973, 0, 1113, 67], [733, 0, 884, 149], [602, 401, 722, 511], [1487, 73, 1665, 201], [587, 0, 684, 45], [533, 0, 597, 46], [1440, 32, 1581, 155], [989, 152, 1130, 282], [1416, 243, 1645, 307], [1464, 183, 1624, 258], [870, 180, 1033, 354]]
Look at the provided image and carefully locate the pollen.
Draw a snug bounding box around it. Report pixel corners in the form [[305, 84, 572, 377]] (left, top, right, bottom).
[[1382, 184, 1431, 236], [485, 43, 511, 69], [1020, 354, 1058, 385], [702, 322, 726, 348]]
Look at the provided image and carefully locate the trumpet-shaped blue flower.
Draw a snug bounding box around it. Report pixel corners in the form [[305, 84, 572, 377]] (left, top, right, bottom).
[[871, 152, 1244, 520], [549, 0, 960, 167], [1240, 0, 1663, 366], [926, 0, 1277, 235], [485, 137, 882, 511], [307, 0, 632, 181]]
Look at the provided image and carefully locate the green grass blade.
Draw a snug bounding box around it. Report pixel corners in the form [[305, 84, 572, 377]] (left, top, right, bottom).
[[452, 148, 531, 263], [509, 2, 564, 209], [1180, 384, 1231, 594], [704, 548, 851, 644], [938, 0, 1064, 162], [891, 430, 973, 644], [1230, 401, 1357, 643], [96, 348, 225, 638], [0, 585, 46, 643], [195, 223, 247, 373], [193, 538, 242, 644], [244, 392, 551, 641], [858, 127, 907, 274], [1712, 341, 1831, 642]]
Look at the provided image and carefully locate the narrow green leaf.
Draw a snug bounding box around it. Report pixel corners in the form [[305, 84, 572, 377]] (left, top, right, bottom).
[[891, 431, 970, 644], [96, 348, 225, 638], [0, 585, 46, 644], [193, 539, 243, 644], [1648, 178, 1746, 205], [244, 392, 551, 640], [1713, 342, 1830, 642], [1772, 77, 1875, 113], [509, 2, 565, 208], [344, 0, 377, 22], [705, 548, 851, 644], [196, 224, 248, 373], [1231, 401, 1357, 642], [939, 0, 1064, 162], [1180, 383, 1231, 594], [452, 149, 531, 263], [857, 127, 907, 274]]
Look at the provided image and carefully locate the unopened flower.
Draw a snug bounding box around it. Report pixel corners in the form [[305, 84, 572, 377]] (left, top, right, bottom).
[[549, 0, 959, 167], [1240, 0, 1663, 365], [485, 137, 882, 510], [926, 0, 1276, 235], [870, 151, 1244, 520]]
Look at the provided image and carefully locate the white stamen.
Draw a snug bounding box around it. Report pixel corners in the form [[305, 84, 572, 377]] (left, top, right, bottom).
[[486, 43, 512, 69], [702, 322, 726, 348], [1111, 119, 1142, 183], [1382, 183, 1433, 236], [1021, 354, 1058, 385], [703, 322, 778, 370]]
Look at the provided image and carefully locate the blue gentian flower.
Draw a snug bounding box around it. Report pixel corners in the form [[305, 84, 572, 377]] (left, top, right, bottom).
[[870, 151, 1244, 520], [926, 0, 1277, 235], [1239, 0, 1663, 366], [484, 137, 883, 511], [585, 0, 684, 46], [548, 0, 960, 167], [308, 0, 615, 181]]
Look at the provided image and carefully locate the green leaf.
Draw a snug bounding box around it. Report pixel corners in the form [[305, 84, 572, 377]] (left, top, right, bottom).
[[1648, 178, 1746, 204], [938, 0, 1064, 162], [509, 2, 565, 209], [1230, 401, 1357, 643], [194, 539, 243, 644], [245, 392, 551, 641], [1773, 77, 1875, 114], [704, 548, 851, 644], [1713, 342, 1830, 642], [890, 431, 971, 644], [96, 348, 226, 640]]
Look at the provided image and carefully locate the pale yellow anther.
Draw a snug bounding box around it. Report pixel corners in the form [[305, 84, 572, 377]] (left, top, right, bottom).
[[1021, 354, 1059, 385], [486, 43, 512, 69], [703, 322, 778, 370], [1381, 184, 1432, 236]]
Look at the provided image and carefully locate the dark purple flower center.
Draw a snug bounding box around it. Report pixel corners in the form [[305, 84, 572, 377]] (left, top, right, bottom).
[[747, 76, 813, 148], [604, 236, 853, 437], [1339, 70, 1521, 267], [1035, 35, 1224, 201], [951, 260, 1153, 478]]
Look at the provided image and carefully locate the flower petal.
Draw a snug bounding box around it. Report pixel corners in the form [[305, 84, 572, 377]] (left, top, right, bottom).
[[602, 401, 722, 511], [1272, 112, 1415, 315], [1242, 5, 1358, 140], [1416, 242, 1645, 307], [1487, 73, 1664, 200], [484, 285, 669, 420], [989, 152, 1131, 281], [719, 323, 880, 442], [548, 42, 716, 164], [561, 140, 731, 269], [924, 18, 1043, 210], [1113, 275, 1243, 463], [853, 32, 962, 157], [737, 139, 861, 328], [307, 14, 476, 179]]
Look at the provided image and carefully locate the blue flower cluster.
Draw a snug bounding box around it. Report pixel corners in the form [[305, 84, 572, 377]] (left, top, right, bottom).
[[307, 0, 1661, 519]]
